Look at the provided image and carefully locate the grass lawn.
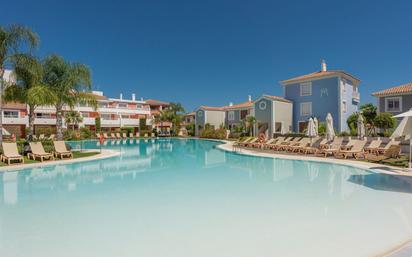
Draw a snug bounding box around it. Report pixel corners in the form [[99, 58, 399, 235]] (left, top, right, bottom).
[[0, 151, 100, 167]]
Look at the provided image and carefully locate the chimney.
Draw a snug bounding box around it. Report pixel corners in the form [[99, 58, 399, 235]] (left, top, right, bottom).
[[321, 59, 327, 72], [119, 93, 123, 100], [229, 102, 233, 107], [248, 95, 252, 102], [132, 93, 136, 101]]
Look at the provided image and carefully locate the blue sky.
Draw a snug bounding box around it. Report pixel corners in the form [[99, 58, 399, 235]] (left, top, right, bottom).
[[2, 0, 412, 112]]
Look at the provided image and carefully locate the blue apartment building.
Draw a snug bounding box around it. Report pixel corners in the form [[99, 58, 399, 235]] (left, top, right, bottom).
[[281, 61, 360, 133]]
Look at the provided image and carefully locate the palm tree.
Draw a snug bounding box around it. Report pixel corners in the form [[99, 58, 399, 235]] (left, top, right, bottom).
[[3, 54, 56, 140], [43, 54, 96, 140], [0, 24, 39, 141], [64, 110, 83, 131], [245, 115, 256, 136]]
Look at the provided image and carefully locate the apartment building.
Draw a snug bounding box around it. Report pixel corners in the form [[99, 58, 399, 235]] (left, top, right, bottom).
[[281, 60, 360, 133]]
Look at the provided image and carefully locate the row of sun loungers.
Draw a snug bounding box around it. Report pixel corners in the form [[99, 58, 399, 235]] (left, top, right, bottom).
[[234, 136, 402, 162], [97, 132, 156, 139], [1, 141, 73, 165]]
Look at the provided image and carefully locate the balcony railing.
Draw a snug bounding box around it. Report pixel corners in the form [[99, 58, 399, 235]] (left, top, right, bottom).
[[352, 91, 360, 102]]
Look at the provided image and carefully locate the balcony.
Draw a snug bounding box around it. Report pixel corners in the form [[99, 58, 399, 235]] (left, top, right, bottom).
[[82, 117, 96, 125], [121, 118, 140, 126], [101, 119, 121, 127], [34, 118, 57, 125], [352, 91, 360, 103], [2, 116, 28, 125]]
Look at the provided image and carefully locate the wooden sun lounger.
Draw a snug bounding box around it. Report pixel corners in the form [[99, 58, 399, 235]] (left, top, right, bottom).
[[53, 141, 73, 159], [28, 142, 54, 162], [103, 133, 109, 139], [136, 132, 140, 138], [335, 140, 367, 159], [263, 137, 284, 149], [129, 133, 135, 138], [278, 137, 301, 151], [110, 133, 116, 139], [321, 137, 344, 157], [2, 142, 24, 165], [375, 140, 401, 154], [122, 133, 128, 139], [302, 138, 327, 155], [364, 140, 382, 153], [365, 145, 401, 163], [243, 138, 259, 147], [288, 138, 311, 152]]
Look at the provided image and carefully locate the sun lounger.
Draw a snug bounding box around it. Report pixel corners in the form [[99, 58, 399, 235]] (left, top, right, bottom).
[[335, 140, 367, 159], [48, 134, 55, 141], [53, 141, 73, 159], [116, 133, 121, 139], [259, 138, 277, 149], [263, 137, 284, 149], [365, 145, 401, 163], [151, 133, 156, 137], [278, 137, 301, 151], [122, 133, 127, 139], [136, 132, 140, 138], [364, 140, 382, 153], [321, 137, 344, 157], [110, 133, 116, 139], [302, 138, 327, 155], [39, 134, 45, 140], [288, 138, 311, 152], [243, 138, 259, 147], [28, 142, 54, 162], [103, 133, 109, 139], [129, 133, 134, 138], [233, 137, 252, 148], [2, 142, 24, 165], [375, 140, 401, 154]]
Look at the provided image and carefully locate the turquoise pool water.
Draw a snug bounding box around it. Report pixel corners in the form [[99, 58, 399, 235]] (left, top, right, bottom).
[[1, 138, 412, 257]]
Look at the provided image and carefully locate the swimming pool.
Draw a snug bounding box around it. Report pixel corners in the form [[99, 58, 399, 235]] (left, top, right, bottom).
[[1, 138, 412, 257]]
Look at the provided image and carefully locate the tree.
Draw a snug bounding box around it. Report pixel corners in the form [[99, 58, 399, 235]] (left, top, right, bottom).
[[64, 110, 83, 131], [3, 54, 55, 140], [169, 102, 185, 114], [0, 24, 39, 141], [347, 112, 359, 134], [245, 115, 256, 136], [360, 103, 377, 135], [42, 54, 96, 140], [374, 112, 397, 134], [95, 116, 101, 133]]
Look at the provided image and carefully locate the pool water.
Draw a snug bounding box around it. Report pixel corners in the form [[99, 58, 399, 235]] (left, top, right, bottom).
[[1, 138, 412, 257]]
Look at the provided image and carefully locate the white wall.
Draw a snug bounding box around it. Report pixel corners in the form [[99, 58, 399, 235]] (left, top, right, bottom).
[[205, 110, 225, 129], [274, 101, 293, 133]]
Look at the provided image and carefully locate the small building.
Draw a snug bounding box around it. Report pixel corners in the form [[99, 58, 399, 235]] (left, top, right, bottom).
[[225, 96, 254, 130], [253, 95, 293, 138], [281, 60, 361, 133], [372, 82, 412, 116], [194, 106, 226, 136], [146, 99, 172, 131], [182, 112, 195, 126]]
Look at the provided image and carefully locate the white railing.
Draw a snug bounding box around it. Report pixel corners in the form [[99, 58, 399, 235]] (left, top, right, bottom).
[[2, 116, 28, 125], [352, 91, 360, 102], [121, 118, 140, 126], [34, 118, 56, 125], [101, 119, 121, 127], [82, 117, 95, 125]]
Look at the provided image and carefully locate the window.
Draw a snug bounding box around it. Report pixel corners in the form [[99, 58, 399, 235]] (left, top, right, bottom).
[[341, 79, 346, 94], [300, 82, 312, 96], [240, 110, 248, 120], [36, 113, 52, 119], [298, 121, 308, 133], [342, 100, 347, 113], [99, 102, 108, 108], [275, 122, 282, 133], [228, 111, 235, 121], [81, 112, 90, 118], [300, 102, 312, 116], [258, 101, 267, 110], [121, 114, 131, 119], [117, 103, 127, 109], [100, 114, 111, 120], [197, 111, 203, 117], [3, 111, 18, 118], [385, 97, 402, 112]]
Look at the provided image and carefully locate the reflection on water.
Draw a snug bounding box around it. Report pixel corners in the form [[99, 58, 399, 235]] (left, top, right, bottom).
[[2, 138, 412, 206], [1, 139, 412, 257]]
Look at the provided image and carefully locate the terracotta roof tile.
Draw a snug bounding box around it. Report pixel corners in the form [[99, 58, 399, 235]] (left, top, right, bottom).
[[372, 82, 412, 97], [145, 99, 170, 106], [260, 95, 292, 103], [184, 112, 196, 116], [281, 70, 360, 85], [199, 106, 225, 111], [3, 101, 26, 109], [224, 101, 254, 110]]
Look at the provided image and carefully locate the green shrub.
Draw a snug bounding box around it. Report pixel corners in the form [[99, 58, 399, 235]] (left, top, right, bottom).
[[120, 127, 134, 134], [80, 127, 92, 139], [200, 128, 226, 139]]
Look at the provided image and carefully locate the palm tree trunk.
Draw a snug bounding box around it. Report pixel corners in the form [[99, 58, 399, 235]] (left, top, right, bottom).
[[56, 105, 64, 140], [0, 67, 4, 143], [28, 105, 35, 141]]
